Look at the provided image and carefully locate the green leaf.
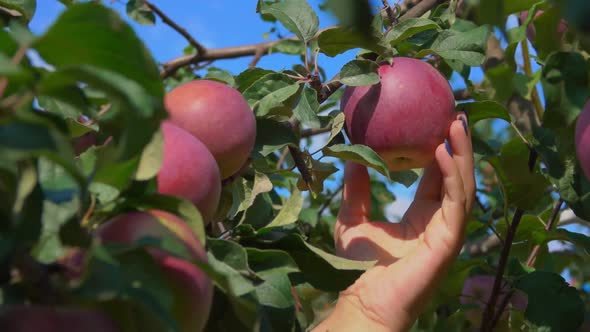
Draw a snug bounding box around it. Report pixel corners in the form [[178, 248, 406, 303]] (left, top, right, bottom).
[[269, 39, 305, 55], [456, 100, 511, 125], [0, 0, 36, 22], [318, 27, 385, 57], [235, 67, 274, 92], [273, 234, 375, 291], [32, 198, 79, 264], [259, 0, 319, 42], [205, 67, 236, 87], [485, 138, 550, 210], [262, 184, 303, 229], [503, 0, 539, 15], [293, 86, 321, 128], [41, 65, 164, 160], [242, 72, 297, 115], [296, 156, 338, 193], [256, 83, 301, 117], [554, 229, 590, 256], [206, 239, 257, 297], [323, 144, 391, 179], [418, 26, 490, 67], [321, 0, 373, 34], [253, 118, 297, 156], [531, 7, 564, 60], [389, 169, 420, 188], [135, 129, 163, 181], [246, 248, 299, 278], [385, 18, 440, 46], [339, 59, 380, 87], [515, 271, 585, 331], [76, 246, 181, 332], [542, 52, 589, 129], [126, 0, 155, 26], [323, 112, 346, 149], [127, 194, 206, 245], [0, 113, 86, 187], [35, 2, 163, 98], [232, 172, 274, 218]]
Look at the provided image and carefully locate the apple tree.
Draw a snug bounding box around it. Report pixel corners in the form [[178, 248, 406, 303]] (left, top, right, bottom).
[[0, 0, 589, 331]]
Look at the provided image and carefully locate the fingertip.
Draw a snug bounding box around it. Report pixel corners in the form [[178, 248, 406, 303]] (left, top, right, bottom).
[[340, 162, 371, 222]]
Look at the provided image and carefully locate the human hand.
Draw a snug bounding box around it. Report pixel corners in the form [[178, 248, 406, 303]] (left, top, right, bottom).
[[314, 113, 475, 331]]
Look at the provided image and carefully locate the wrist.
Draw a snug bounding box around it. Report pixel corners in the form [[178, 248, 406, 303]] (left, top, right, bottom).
[[312, 295, 394, 332]]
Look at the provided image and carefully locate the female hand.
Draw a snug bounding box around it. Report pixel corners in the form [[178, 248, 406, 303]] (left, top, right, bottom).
[[314, 113, 475, 331]]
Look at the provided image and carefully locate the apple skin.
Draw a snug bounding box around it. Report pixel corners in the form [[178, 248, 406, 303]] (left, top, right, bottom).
[[165, 80, 256, 179], [519, 10, 568, 41], [341, 58, 455, 171], [460, 275, 528, 327], [158, 121, 221, 223], [96, 210, 213, 332], [0, 306, 120, 332], [575, 101, 590, 181]]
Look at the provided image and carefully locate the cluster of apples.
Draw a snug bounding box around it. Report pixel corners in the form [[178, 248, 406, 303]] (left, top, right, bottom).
[[0, 80, 256, 332]]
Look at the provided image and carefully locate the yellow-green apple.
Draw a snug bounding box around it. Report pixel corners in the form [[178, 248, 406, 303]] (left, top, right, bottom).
[[0, 306, 119, 332], [341, 57, 455, 171], [157, 121, 221, 223], [165, 80, 256, 179], [575, 100, 590, 181], [95, 210, 213, 332]]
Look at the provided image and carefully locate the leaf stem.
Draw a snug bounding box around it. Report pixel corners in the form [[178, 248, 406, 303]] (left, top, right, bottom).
[[526, 198, 565, 267], [520, 36, 544, 122]]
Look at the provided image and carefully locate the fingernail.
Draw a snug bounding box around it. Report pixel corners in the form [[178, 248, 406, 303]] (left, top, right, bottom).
[[458, 114, 469, 135], [445, 140, 453, 156]]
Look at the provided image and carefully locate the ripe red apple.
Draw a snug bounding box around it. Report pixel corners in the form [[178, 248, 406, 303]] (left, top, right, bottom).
[[575, 100, 590, 181], [519, 10, 568, 41], [158, 121, 221, 223], [96, 210, 213, 332], [460, 275, 528, 327], [165, 80, 256, 179], [341, 57, 455, 171], [0, 306, 119, 332]]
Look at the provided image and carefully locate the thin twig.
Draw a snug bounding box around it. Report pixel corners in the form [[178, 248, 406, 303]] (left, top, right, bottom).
[[381, 0, 397, 29], [526, 198, 565, 267], [249, 47, 265, 68], [480, 208, 524, 332], [276, 146, 291, 170], [288, 145, 313, 192], [301, 127, 331, 138], [316, 185, 343, 219], [145, 1, 206, 56], [0, 44, 29, 99], [489, 288, 515, 328]]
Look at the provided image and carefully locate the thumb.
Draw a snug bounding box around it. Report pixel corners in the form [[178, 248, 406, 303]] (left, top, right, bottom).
[[338, 162, 371, 224]]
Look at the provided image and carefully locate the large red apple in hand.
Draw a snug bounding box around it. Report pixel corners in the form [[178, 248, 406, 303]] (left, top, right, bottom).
[[341, 57, 455, 171], [575, 100, 590, 181], [96, 210, 213, 332], [165, 80, 257, 179], [157, 121, 221, 223], [0, 306, 119, 332]]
